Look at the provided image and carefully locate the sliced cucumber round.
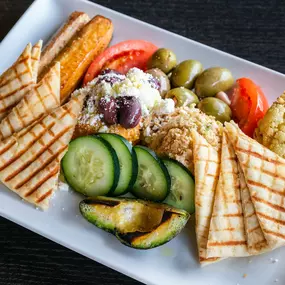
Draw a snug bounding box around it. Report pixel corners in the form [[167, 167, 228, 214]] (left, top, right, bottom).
[[132, 146, 170, 202], [62, 136, 120, 196], [163, 158, 195, 214], [98, 133, 138, 196]]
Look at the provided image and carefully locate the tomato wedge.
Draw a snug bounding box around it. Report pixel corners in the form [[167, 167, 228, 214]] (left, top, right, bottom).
[[83, 40, 158, 85], [230, 77, 269, 137]]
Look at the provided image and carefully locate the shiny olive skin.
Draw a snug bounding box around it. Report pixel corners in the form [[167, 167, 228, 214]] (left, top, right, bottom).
[[117, 96, 142, 129], [195, 67, 234, 98], [98, 96, 118, 125], [165, 87, 199, 107], [148, 48, 177, 74], [198, 97, 232, 123], [146, 68, 171, 98], [170, 60, 203, 89]]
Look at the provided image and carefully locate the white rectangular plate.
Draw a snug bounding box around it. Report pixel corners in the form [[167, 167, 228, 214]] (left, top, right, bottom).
[[0, 0, 285, 284]]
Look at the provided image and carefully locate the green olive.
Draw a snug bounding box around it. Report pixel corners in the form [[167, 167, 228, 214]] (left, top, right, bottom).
[[148, 48, 177, 74], [198, 97, 232, 123], [146, 68, 170, 98], [165, 87, 199, 107], [170, 60, 203, 89], [195, 67, 234, 98]]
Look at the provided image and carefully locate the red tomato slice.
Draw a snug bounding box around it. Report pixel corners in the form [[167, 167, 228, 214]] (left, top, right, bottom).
[[83, 40, 158, 85], [230, 77, 269, 137]]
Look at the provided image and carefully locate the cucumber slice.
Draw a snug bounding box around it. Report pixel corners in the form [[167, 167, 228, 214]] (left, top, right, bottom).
[[163, 158, 195, 214], [132, 146, 170, 202], [98, 134, 138, 196], [62, 136, 120, 196]]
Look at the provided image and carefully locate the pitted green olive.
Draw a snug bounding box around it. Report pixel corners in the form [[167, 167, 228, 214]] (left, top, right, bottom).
[[198, 97, 232, 123], [148, 48, 177, 74], [195, 67, 234, 98], [146, 68, 171, 98], [165, 87, 199, 107], [170, 60, 203, 89]]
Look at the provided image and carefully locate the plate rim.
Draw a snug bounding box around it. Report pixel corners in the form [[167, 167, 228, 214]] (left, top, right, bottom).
[[0, 1, 284, 285]]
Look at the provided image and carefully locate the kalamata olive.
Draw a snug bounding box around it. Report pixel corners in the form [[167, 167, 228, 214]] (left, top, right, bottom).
[[96, 69, 124, 86], [146, 68, 171, 98], [170, 60, 203, 89], [117, 96, 142, 129], [148, 48, 177, 74], [98, 96, 118, 125], [195, 67, 234, 98], [100, 68, 123, 76]]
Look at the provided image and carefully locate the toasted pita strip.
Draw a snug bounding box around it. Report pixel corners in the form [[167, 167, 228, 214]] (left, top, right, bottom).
[[38, 11, 90, 76], [207, 132, 249, 257], [191, 130, 221, 265], [225, 122, 285, 249], [0, 44, 35, 120], [238, 163, 270, 254], [0, 62, 60, 140], [0, 95, 83, 209], [31, 40, 43, 81]]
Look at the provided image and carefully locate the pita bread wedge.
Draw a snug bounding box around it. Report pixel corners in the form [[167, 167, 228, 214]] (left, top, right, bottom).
[[191, 130, 221, 265], [0, 95, 83, 210], [238, 163, 270, 255], [0, 62, 60, 140], [0, 44, 35, 120], [207, 132, 249, 257], [31, 40, 43, 81], [225, 121, 285, 249]]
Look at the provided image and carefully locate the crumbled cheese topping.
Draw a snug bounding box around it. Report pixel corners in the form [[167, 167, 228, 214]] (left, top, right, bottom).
[[74, 67, 171, 129], [152, 99, 175, 116]]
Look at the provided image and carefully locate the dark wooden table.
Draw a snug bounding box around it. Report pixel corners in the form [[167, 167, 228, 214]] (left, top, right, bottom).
[[1, 0, 285, 284]]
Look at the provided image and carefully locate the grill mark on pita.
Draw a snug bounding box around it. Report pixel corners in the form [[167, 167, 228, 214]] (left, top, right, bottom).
[[242, 163, 285, 182], [236, 146, 284, 165], [0, 120, 56, 168], [208, 241, 247, 246], [199, 256, 220, 262], [17, 117, 45, 138], [250, 240, 268, 251], [24, 164, 60, 197], [62, 104, 77, 119], [13, 105, 25, 129], [5, 128, 71, 183], [244, 212, 255, 219], [256, 212, 285, 226], [23, 93, 36, 120], [0, 59, 31, 88], [252, 196, 285, 213], [248, 225, 262, 233], [36, 188, 53, 203], [46, 73, 59, 105], [209, 227, 236, 232], [0, 82, 33, 100], [247, 180, 285, 197], [263, 229, 285, 240], [222, 213, 243, 218], [5, 116, 14, 136]]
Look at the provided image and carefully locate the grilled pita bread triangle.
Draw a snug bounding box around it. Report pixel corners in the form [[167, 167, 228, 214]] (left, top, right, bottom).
[[238, 163, 270, 255], [0, 43, 35, 121], [31, 40, 43, 82], [191, 129, 221, 265], [0, 62, 60, 140], [207, 132, 249, 257], [225, 121, 285, 249], [0, 95, 83, 210]]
